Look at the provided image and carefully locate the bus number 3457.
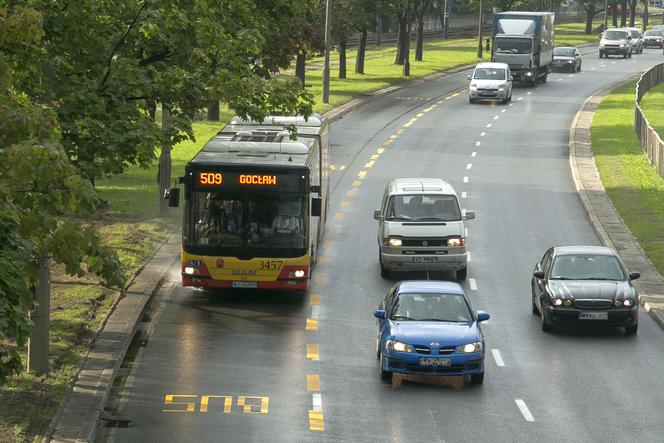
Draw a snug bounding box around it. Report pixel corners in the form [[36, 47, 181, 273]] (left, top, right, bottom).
[[259, 260, 284, 271]]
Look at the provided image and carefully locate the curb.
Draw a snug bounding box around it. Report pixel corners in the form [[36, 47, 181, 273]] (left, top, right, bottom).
[[568, 80, 664, 332], [45, 60, 479, 443]]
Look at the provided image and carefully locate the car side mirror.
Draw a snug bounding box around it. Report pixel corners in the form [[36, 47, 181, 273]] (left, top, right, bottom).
[[463, 211, 476, 220], [374, 310, 386, 319], [477, 311, 490, 322], [311, 197, 322, 217], [629, 272, 641, 280], [373, 209, 382, 220], [467, 74, 472, 80], [508, 75, 513, 81], [533, 270, 545, 279], [165, 188, 180, 208]]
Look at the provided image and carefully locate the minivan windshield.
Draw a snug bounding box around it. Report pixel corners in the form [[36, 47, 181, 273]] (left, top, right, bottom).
[[385, 194, 461, 221], [644, 30, 663, 36], [473, 67, 506, 80], [603, 30, 628, 40]]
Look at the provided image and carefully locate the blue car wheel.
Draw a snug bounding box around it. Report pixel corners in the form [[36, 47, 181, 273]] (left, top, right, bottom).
[[470, 371, 484, 384]]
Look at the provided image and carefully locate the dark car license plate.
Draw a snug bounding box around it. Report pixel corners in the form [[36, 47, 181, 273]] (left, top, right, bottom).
[[579, 311, 608, 320], [419, 357, 451, 367]]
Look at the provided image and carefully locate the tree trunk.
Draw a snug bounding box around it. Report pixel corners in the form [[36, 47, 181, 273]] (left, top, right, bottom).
[[612, 0, 618, 27], [207, 99, 219, 121], [296, 51, 305, 84], [27, 252, 50, 376], [148, 100, 157, 121], [338, 40, 347, 79], [585, 4, 595, 34], [643, 1, 648, 30], [355, 28, 367, 74], [629, 0, 637, 26], [395, 11, 408, 65], [621, 0, 627, 26], [415, 14, 424, 61], [157, 106, 172, 216]]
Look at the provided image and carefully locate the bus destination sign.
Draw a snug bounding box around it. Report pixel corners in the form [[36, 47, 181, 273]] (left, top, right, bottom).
[[198, 172, 278, 187]]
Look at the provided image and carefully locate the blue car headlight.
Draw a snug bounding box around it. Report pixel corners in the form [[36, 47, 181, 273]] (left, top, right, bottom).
[[385, 340, 414, 353], [456, 342, 483, 354]]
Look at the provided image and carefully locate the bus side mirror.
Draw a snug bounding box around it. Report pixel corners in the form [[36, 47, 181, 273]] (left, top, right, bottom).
[[311, 197, 322, 217], [165, 188, 180, 208]]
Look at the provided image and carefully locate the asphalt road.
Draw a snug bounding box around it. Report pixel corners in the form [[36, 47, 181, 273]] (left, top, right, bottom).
[[104, 48, 664, 443]]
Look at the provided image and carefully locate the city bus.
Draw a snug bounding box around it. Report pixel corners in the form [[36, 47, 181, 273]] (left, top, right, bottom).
[[167, 115, 329, 291]]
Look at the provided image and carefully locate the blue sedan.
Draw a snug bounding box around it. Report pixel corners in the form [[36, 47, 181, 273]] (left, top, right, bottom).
[[374, 280, 489, 384]]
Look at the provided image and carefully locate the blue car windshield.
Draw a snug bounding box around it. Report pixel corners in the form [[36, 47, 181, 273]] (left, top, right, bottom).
[[391, 293, 472, 322]]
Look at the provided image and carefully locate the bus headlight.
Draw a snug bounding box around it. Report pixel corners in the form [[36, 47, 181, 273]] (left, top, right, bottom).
[[184, 267, 195, 275], [288, 269, 307, 279]]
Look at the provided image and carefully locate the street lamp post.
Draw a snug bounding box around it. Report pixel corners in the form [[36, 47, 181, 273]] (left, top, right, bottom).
[[477, 0, 483, 58], [404, 12, 411, 76], [443, 0, 449, 39], [604, 0, 608, 31], [322, 0, 332, 104]]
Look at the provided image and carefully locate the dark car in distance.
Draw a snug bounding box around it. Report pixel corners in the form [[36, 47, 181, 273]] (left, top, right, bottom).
[[552, 47, 581, 72], [531, 246, 640, 335]]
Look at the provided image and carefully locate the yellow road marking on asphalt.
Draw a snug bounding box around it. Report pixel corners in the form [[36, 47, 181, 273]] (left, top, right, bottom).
[[403, 122, 413, 127], [352, 180, 362, 187], [237, 396, 269, 414], [358, 171, 367, 179], [346, 189, 356, 197], [397, 128, 405, 133], [371, 154, 380, 160], [330, 164, 346, 170], [437, 100, 444, 104], [306, 318, 318, 331], [376, 147, 385, 154], [309, 294, 321, 306], [334, 212, 345, 221], [409, 117, 418, 122], [390, 135, 398, 139], [384, 139, 394, 145], [314, 274, 328, 286], [451, 92, 460, 97], [200, 395, 232, 413], [306, 344, 320, 360], [364, 160, 374, 168], [309, 410, 325, 431], [340, 201, 350, 208], [416, 113, 424, 117], [306, 374, 321, 392]]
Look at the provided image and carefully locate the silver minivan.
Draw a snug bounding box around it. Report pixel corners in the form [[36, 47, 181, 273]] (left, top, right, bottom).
[[373, 178, 475, 280]]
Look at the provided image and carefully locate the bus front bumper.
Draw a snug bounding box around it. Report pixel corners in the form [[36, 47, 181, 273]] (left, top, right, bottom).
[[183, 275, 309, 291]]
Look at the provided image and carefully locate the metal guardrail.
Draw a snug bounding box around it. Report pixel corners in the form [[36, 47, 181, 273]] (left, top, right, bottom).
[[635, 63, 664, 179]]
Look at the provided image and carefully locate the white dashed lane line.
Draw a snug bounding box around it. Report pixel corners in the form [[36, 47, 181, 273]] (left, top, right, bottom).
[[313, 393, 323, 411], [517, 97, 523, 101], [471, 152, 476, 157], [515, 399, 535, 422], [486, 123, 492, 128], [480, 131, 486, 136], [461, 191, 467, 199], [469, 278, 477, 291], [508, 103, 514, 107], [475, 141, 481, 146], [526, 91, 532, 95], [493, 115, 499, 120], [463, 176, 469, 183], [501, 109, 506, 113], [467, 252, 471, 262], [466, 163, 472, 170], [464, 227, 468, 237], [491, 349, 505, 367]]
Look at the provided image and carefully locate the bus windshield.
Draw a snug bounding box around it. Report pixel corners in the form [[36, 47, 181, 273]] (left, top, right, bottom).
[[186, 190, 308, 255]]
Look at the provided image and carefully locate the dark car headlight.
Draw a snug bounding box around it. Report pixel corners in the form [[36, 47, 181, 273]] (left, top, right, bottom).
[[457, 342, 483, 354], [615, 299, 636, 307], [385, 339, 413, 353]]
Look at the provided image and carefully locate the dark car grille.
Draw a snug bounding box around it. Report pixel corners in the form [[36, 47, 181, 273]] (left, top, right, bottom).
[[604, 44, 620, 48], [402, 238, 447, 247], [574, 299, 614, 309], [393, 362, 481, 374], [477, 88, 498, 96], [413, 345, 455, 355]]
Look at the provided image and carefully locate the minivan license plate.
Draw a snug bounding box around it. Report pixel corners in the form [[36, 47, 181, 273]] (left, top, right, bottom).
[[419, 357, 451, 367], [232, 281, 258, 289], [579, 311, 608, 320], [412, 257, 438, 263]]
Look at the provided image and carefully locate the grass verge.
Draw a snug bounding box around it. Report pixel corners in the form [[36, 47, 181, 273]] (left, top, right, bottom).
[[639, 82, 664, 135], [591, 80, 664, 273], [0, 20, 605, 442]]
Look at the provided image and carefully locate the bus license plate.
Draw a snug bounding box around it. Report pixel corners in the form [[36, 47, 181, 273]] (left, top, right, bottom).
[[419, 357, 451, 367], [579, 311, 608, 320], [412, 257, 438, 263], [232, 281, 258, 289]]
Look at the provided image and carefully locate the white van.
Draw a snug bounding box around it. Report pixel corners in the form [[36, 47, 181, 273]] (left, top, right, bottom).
[[373, 178, 475, 280]]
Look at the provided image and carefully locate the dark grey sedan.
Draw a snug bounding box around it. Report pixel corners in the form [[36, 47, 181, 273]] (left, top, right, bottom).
[[552, 47, 581, 72], [531, 245, 640, 335]]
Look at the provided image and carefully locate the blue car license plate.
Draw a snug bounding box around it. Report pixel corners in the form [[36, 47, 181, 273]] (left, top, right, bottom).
[[419, 357, 451, 367]]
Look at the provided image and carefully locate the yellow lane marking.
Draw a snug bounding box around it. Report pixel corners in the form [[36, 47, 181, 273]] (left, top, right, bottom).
[[384, 139, 394, 145], [409, 118, 418, 122], [163, 395, 197, 412], [423, 107, 433, 112], [314, 274, 328, 286], [358, 171, 367, 179], [200, 395, 232, 413], [371, 154, 380, 160], [390, 135, 398, 139], [309, 410, 325, 431], [330, 165, 346, 170], [306, 374, 321, 392], [334, 212, 345, 221], [309, 294, 321, 306], [403, 122, 413, 128], [364, 160, 374, 168], [397, 128, 405, 134], [376, 147, 385, 154], [451, 92, 460, 97], [306, 344, 320, 360], [346, 189, 356, 197], [437, 100, 444, 104], [306, 318, 318, 331], [237, 396, 269, 414], [340, 201, 350, 208], [416, 113, 424, 117], [352, 180, 362, 187]]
